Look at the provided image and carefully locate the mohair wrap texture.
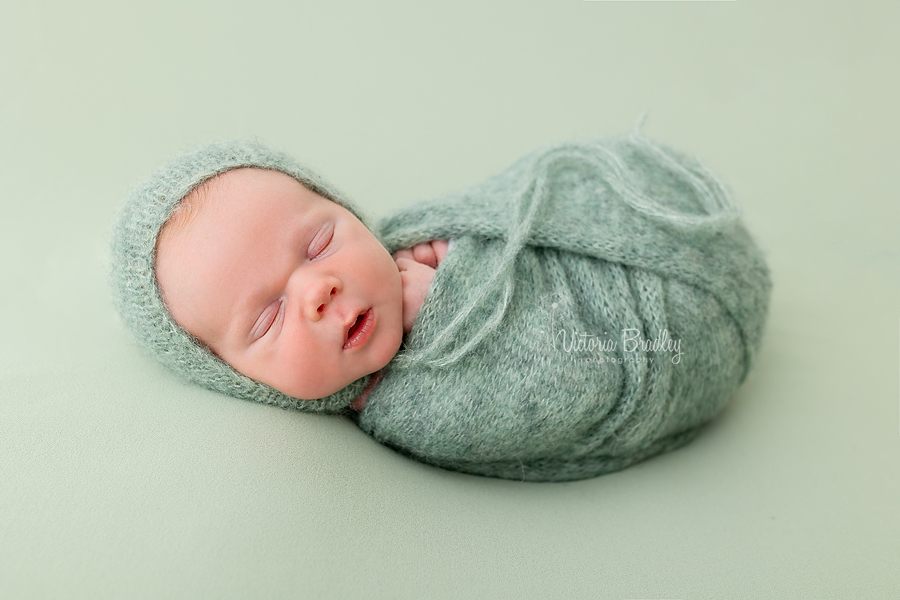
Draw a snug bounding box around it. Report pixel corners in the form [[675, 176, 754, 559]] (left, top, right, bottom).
[[356, 130, 770, 481]]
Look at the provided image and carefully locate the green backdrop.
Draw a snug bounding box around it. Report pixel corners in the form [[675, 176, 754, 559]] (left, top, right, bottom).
[[1, 1, 897, 598]]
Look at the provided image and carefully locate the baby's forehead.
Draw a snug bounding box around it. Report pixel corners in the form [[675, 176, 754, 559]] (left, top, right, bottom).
[[163, 167, 322, 241], [183, 167, 270, 210]]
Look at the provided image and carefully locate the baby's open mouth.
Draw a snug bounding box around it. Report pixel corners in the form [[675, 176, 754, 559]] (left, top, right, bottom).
[[348, 313, 364, 338], [344, 308, 375, 350]]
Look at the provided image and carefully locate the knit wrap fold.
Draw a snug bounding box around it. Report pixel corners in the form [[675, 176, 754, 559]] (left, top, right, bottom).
[[356, 131, 771, 481], [109, 141, 371, 413]]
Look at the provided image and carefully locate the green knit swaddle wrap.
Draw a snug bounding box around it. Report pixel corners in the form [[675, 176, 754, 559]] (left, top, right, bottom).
[[356, 129, 771, 481], [109, 141, 372, 413]]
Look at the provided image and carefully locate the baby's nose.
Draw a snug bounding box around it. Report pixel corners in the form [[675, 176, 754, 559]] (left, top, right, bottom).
[[316, 286, 338, 314], [305, 277, 342, 320]]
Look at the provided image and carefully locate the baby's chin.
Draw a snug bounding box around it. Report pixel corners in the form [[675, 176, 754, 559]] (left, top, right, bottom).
[[276, 357, 399, 402], [273, 376, 361, 402]]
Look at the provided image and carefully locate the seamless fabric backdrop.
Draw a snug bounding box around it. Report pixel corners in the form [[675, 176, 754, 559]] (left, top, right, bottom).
[[1, 1, 898, 598]]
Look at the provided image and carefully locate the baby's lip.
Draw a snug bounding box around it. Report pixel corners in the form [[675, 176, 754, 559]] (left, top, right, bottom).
[[342, 308, 367, 338], [343, 308, 374, 350]]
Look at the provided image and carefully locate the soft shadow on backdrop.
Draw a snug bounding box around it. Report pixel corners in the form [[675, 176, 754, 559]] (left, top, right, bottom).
[[1, 1, 897, 598]]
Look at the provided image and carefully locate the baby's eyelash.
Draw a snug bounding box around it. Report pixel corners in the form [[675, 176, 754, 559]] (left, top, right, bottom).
[[309, 224, 335, 259], [259, 301, 283, 338], [316, 235, 332, 257]]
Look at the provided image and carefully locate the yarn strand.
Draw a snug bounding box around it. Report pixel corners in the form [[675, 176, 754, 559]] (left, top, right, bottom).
[[396, 127, 745, 369]]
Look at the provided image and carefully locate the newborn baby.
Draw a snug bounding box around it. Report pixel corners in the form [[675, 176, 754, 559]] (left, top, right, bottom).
[[110, 130, 771, 481]]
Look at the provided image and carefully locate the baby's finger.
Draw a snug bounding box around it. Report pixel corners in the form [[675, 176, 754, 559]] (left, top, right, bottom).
[[431, 240, 449, 265], [412, 242, 438, 268], [393, 256, 416, 271], [392, 248, 415, 262]]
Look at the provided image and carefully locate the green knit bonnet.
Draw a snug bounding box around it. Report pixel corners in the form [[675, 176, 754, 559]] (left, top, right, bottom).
[[109, 140, 372, 413]]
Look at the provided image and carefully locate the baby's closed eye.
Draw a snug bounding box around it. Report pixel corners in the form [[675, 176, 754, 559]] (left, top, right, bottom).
[[252, 300, 283, 341]]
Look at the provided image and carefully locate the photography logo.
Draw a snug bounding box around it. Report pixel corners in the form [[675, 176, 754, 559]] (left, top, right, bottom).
[[538, 291, 684, 364]]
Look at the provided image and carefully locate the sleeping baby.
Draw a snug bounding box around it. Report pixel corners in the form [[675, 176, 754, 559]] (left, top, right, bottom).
[[110, 129, 771, 482], [153, 166, 440, 411]]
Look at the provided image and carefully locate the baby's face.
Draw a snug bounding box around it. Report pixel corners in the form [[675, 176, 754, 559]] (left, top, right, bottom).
[[155, 168, 404, 400]]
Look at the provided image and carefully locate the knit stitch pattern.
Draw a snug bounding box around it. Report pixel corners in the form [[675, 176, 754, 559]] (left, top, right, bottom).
[[355, 130, 770, 481]]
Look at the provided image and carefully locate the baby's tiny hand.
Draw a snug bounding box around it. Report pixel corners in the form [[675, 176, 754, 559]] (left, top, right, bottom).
[[393, 256, 436, 335], [392, 240, 449, 269]]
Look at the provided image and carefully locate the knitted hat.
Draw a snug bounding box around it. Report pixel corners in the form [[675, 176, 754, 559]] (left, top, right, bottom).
[[109, 140, 372, 413]]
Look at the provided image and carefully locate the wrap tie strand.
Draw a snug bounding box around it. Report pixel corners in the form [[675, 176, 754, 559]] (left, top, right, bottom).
[[393, 150, 552, 369], [624, 117, 741, 230], [395, 124, 743, 370]]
